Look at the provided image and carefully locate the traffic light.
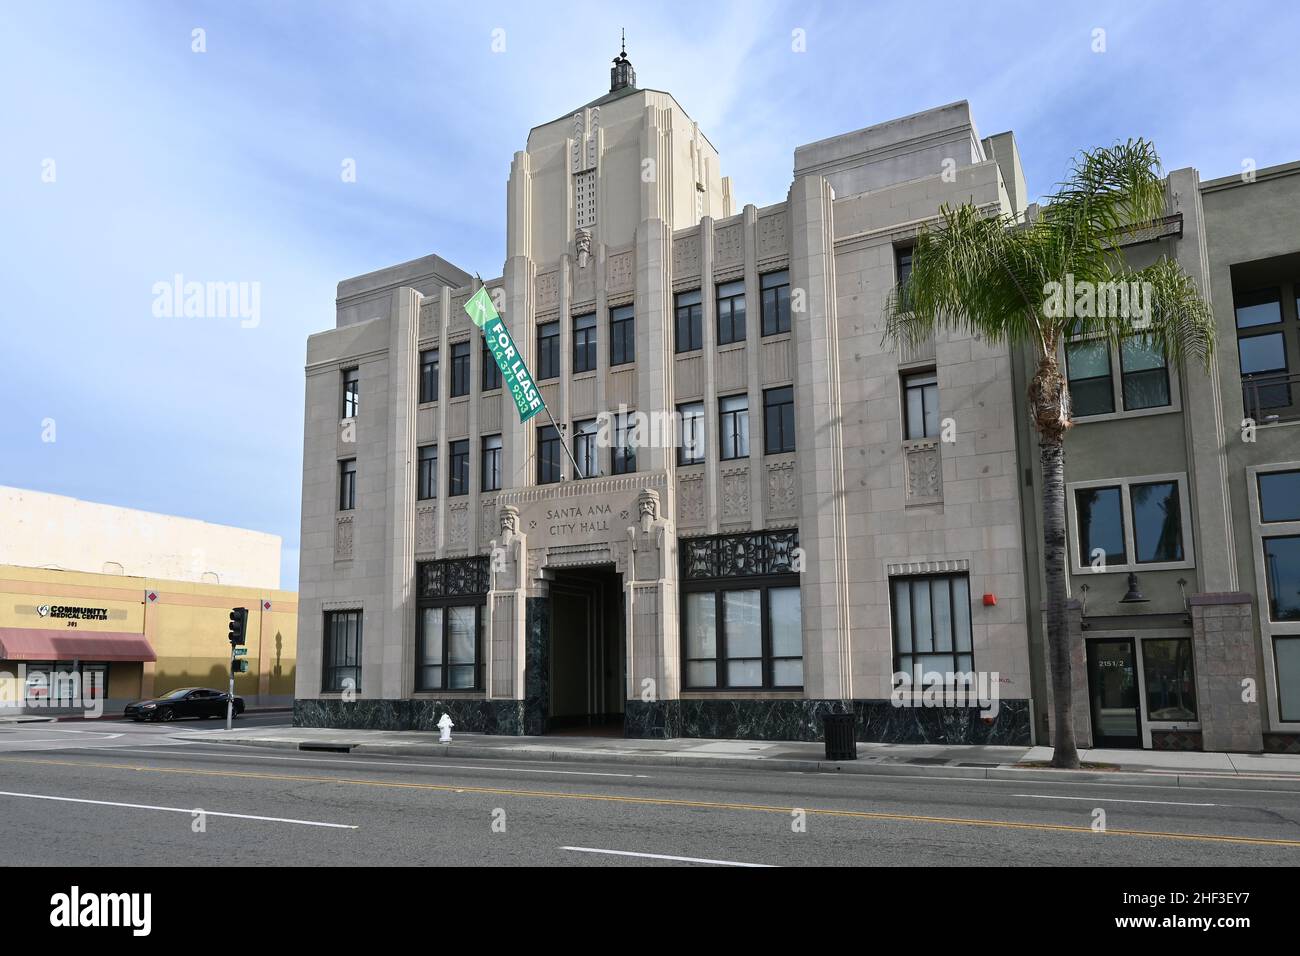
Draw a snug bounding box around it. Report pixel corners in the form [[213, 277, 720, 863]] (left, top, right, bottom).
[[228, 607, 248, 646], [232, 659, 250, 674]]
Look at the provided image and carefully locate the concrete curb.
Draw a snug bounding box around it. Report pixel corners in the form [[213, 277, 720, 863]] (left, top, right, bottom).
[[184, 734, 1300, 792]]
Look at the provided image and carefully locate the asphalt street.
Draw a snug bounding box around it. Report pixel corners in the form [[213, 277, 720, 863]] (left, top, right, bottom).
[[1, 715, 1299, 866]]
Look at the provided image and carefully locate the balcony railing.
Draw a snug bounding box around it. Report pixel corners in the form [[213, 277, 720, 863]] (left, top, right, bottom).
[[1243, 372, 1300, 424]]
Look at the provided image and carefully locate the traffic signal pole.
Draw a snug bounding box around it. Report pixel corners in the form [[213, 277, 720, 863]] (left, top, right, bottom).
[[226, 607, 248, 732], [226, 646, 235, 731]]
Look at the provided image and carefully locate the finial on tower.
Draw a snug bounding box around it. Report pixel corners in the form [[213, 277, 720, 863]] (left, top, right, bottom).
[[610, 30, 636, 92]]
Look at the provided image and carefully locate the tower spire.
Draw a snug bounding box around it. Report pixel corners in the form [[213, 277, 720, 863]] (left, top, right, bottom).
[[610, 30, 636, 92]]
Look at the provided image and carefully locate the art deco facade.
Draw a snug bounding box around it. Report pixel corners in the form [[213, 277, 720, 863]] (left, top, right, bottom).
[[294, 54, 1035, 743]]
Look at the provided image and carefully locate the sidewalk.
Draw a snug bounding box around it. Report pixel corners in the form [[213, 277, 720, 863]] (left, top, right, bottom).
[[182, 725, 1300, 791]]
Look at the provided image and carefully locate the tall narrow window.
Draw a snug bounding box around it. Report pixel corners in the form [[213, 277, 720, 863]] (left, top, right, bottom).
[[538, 425, 562, 484], [902, 371, 940, 439], [719, 394, 749, 460], [450, 342, 470, 397], [895, 246, 914, 310], [716, 280, 746, 345], [538, 321, 560, 380], [1075, 486, 1126, 567], [763, 386, 795, 454], [573, 313, 597, 373], [448, 440, 469, 497], [323, 610, 362, 693], [1264, 535, 1300, 622], [417, 445, 437, 500], [1130, 480, 1184, 563], [1065, 340, 1115, 417], [481, 435, 502, 492], [338, 459, 356, 511], [675, 290, 702, 353], [419, 350, 439, 404], [891, 574, 973, 676], [677, 401, 705, 465], [417, 604, 482, 692], [481, 338, 501, 391], [1259, 469, 1300, 523], [760, 270, 790, 336], [610, 305, 635, 366], [612, 410, 637, 475], [574, 419, 598, 479], [342, 368, 360, 419]]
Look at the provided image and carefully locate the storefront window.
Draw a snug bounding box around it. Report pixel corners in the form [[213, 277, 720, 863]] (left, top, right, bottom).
[[1264, 535, 1300, 621], [1276, 637, 1300, 723], [1141, 638, 1197, 721]]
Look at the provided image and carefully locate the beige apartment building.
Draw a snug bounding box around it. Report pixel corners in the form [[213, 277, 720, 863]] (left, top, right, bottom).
[[294, 50, 1036, 742]]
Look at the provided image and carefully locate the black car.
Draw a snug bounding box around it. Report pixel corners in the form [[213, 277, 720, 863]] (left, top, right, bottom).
[[125, 687, 245, 722]]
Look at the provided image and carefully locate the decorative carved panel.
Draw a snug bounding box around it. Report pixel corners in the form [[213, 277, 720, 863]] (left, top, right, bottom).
[[335, 515, 353, 560], [419, 301, 440, 340], [673, 233, 700, 277], [721, 466, 751, 521], [479, 498, 498, 545], [416, 505, 437, 554], [761, 338, 792, 384], [904, 440, 943, 505], [716, 346, 746, 393], [607, 251, 634, 293], [677, 473, 705, 527], [535, 272, 559, 312], [714, 223, 744, 268], [766, 460, 798, 518], [757, 212, 787, 261], [680, 530, 800, 581], [448, 501, 470, 550], [417, 557, 490, 598]]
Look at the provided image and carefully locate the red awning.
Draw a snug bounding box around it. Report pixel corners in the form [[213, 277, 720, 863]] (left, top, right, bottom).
[[0, 628, 157, 662]]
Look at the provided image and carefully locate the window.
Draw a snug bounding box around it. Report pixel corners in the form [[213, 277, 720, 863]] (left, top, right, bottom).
[[683, 587, 803, 689], [338, 459, 356, 511], [448, 440, 469, 497], [342, 368, 360, 419], [890, 574, 973, 676], [902, 371, 940, 440], [573, 313, 597, 373], [612, 410, 637, 475], [716, 280, 746, 345], [610, 305, 635, 366], [719, 394, 749, 460], [1236, 287, 1282, 329], [1130, 481, 1184, 563], [1276, 637, 1300, 722], [1066, 340, 1115, 416], [1071, 475, 1192, 571], [895, 246, 914, 310], [675, 290, 702, 353], [416, 605, 482, 691], [1259, 470, 1300, 523], [538, 321, 560, 380], [538, 425, 561, 484], [450, 342, 470, 397], [323, 610, 362, 693], [760, 271, 790, 336], [481, 435, 502, 492], [419, 350, 439, 404], [764, 386, 795, 454], [1120, 335, 1170, 410], [1075, 486, 1126, 567], [1239, 333, 1290, 409], [574, 419, 598, 479], [481, 338, 501, 391], [1264, 535, 1300, 621], [1142, 638, 1197, 721], [677, 401, 705, 465], [417, 445, 437, 500]]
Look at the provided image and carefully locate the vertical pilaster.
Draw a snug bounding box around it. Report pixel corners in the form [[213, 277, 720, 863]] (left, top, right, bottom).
[[386, 287, 420, 698], [1191, 593, 1263, 752], [742, 203, 765, 529], [635, 218, 674, 476], [699, 216, 719, 533]]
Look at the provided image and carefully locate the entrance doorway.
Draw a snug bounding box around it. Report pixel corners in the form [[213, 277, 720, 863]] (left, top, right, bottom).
[[548, 565, 625, 734], [1086, 637, 1142, 749]]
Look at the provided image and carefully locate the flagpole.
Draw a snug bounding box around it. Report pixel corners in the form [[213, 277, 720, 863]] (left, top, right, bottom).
[[542, 402, 586, 480]]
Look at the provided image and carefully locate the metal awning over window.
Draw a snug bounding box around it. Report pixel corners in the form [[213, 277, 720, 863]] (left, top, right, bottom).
[[0, 628, 157, 662]]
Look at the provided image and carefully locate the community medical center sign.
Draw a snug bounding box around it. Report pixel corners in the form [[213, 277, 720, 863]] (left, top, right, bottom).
[[465, 287, 545, 424]]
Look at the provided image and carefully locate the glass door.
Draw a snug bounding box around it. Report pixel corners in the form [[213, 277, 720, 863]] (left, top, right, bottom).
[[1086, 638, 1141, 749]]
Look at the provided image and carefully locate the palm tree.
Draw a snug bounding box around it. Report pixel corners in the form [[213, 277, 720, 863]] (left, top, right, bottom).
[[885, 140, 1216, 768]]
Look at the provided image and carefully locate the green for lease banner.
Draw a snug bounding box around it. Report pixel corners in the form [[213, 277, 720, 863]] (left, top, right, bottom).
[[464, 286, 545, 424]]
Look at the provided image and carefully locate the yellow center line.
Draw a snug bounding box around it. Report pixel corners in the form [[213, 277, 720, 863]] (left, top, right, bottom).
[[4, 754, 1298, 848]]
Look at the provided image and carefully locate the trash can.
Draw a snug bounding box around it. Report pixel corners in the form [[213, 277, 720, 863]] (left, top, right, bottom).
[[822, 712, 857, 761]]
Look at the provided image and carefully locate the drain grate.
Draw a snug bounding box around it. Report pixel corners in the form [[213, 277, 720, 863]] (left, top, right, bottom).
[[299, 743, 353, 754], [955, 762, 999, 768], [906, 757, 949, 765]]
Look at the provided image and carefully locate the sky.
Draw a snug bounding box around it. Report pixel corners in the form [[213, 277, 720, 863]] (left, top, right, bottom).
[[2, 0, 1298, 590]]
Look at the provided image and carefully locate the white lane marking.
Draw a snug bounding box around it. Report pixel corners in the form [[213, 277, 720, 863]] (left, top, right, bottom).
[[1013, 793, 1216, 807], [785, 769, 1300, 797], [0, 790, 357, 829], [83, 747, 653, 779], [561, 846, 774, 867]]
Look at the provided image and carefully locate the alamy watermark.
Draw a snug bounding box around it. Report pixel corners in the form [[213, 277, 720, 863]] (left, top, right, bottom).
[[152, 274, 260, 328], [0, 663, 104, 718], [891, 668, 1000, 718]]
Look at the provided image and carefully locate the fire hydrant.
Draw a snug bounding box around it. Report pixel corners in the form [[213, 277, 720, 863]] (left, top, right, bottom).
[[437, 712, 454, 743]]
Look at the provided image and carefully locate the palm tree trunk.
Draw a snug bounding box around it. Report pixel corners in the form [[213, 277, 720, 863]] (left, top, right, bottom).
[[1040, 438, 1081, 769]]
